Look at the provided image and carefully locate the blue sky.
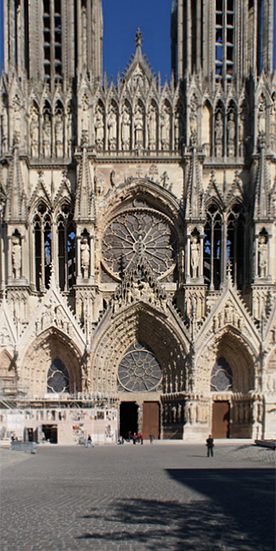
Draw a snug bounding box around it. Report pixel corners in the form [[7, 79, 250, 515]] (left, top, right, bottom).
[[0, 0, 275, 77]]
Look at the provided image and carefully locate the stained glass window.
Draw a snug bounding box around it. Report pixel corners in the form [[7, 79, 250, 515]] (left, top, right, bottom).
[[118, 342, 162, 392], [211, 356, 233, 392], [47, 358, 69, 394]]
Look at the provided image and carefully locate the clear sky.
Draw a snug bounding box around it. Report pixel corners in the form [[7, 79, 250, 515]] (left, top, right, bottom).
[[0, 0, 275, 77]]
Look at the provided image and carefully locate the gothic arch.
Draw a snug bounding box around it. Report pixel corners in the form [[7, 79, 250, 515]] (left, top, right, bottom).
[[196, 327, 256, 393], [20, 329, 82, 397], [91, 302, 188, 394]]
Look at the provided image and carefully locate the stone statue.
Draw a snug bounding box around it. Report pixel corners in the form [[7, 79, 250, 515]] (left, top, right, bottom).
[[148, 105, 157, 150], [95, 106, 104, 150], [43, 114, 51, 158], [227, 112, 236, 157], [161, 105, 170, 150], [121, 106, 131, 150], [191, 236, 200, 279], [107, 106, 117, 150], [81, 237, 90, 278], [30, 110, 39, 158], [134, 104, 144, 148], [55, 114, 63, 158], [12, 236, 22, 279], [215, 112, 223, 156], [258, 235, 268, 278]]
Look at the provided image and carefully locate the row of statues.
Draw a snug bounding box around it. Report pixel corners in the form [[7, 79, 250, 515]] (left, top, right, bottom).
[[95, 102, 175, 151]]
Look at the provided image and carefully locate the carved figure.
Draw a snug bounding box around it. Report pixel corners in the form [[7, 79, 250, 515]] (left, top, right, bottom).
[[161, 104, 170, 150], [55, 114, 63, 158], [81, 237, 90, 278], [134, 104, 144, 147], [12, 236, 22, 279], [121, 105, 131, 150], [43, 114, 51, 158], [258, 235, 268, 278], [95, 106, 104, 150], [227, 112, 236, 156], [191, 236, 200, 279], [148, 105, 157, 150], [30, 110, 39, 158], [107, 106, 117, 150], [215, 112, 223, 156]]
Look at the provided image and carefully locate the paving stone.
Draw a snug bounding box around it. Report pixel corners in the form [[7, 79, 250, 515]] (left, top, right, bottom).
[[0, 443, 275, 551]]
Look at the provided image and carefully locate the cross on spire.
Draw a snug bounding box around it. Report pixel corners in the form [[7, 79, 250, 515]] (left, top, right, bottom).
[[135, 28, 143, 49]]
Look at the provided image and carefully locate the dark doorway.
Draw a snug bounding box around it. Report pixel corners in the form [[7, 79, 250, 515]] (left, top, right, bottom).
[[120, 402, 138, 439], [42, 424, 58, 444], [143, 401, 160, 439], [212, 401, 230, 438]]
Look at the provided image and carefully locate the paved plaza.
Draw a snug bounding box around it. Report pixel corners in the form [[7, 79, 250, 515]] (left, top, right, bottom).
[[0, 442, 275, 551]]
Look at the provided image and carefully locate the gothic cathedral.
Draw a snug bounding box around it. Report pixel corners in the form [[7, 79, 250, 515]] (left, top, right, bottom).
[[0, 0, 275, 443]]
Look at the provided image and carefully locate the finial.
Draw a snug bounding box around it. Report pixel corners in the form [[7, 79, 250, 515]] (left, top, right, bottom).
[[135, 28, 143, 49]]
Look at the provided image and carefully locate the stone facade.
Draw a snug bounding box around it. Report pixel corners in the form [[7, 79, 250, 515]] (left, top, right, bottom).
[[0, 0, 275, 442]]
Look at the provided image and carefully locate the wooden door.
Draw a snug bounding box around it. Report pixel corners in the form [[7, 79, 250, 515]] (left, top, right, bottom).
[[143, 402, 160, 439], [212, 401, 230, 438]]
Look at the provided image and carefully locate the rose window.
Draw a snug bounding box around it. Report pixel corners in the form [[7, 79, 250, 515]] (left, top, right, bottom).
[[118, 342, 162, 392], [211, 357, 233, 392], [102, 210, 177, 279], [47, 358, 69, 394]]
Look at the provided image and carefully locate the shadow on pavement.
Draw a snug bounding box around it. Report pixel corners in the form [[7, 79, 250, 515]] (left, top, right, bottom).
[[77, 469, 275, 551]]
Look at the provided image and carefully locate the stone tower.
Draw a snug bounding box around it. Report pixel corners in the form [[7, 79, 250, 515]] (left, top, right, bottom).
[[0, 1, 275, 443]]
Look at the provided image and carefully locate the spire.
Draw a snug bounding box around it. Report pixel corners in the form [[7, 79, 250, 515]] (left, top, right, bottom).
[[75, 137, 95, 222], [185, 132, 204, 220], [6, 139, 27, 223], [254, 131, 271, 221], [135, 29, 143, 54]]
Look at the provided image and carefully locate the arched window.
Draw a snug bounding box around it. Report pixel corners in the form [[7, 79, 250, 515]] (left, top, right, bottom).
[[57, 203, 76, 291], [47, 358, 69, 394], [211, 356, 233, 392], [227, 203, 246, 288], [117, 341, 162, 392], [204, 204, 222, 290], [33, 202, 52, 291]]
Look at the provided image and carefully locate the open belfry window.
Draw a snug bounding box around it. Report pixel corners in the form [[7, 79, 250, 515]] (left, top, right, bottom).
[[43, 0, 62, 83], [215, 0, 235, 82]]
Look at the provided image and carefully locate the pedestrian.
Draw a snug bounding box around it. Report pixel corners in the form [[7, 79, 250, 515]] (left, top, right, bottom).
[[206, 434, 214, 457], [127, 431, 131, 442], [149, 433, 154, 444], [140, 433, 144, 445], [86, 434, 94, 448], [132, 432, 137, 444]]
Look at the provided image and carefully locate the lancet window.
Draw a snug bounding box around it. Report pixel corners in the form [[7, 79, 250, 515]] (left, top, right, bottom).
[[215, 0, 235, 82], [57, 204, 76, 291], [33, 202, 52, 291], [43, 0, 63, 83], [204, 204, 223, 290], [227, 203, 246, 288]]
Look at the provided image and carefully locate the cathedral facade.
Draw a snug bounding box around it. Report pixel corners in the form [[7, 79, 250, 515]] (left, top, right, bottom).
[[0, 0, 275, 443]]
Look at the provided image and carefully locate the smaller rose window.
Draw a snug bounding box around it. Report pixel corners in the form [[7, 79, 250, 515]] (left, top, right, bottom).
[[47, 358, 69, 394], [118, 342, 162, 392], [211, 357, 233, 392]]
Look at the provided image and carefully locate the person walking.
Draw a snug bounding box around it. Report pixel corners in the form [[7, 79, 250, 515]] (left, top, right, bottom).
[[86, 434, 94, 448], [140, 433, 144, 445], [206, 434, 214, 457]]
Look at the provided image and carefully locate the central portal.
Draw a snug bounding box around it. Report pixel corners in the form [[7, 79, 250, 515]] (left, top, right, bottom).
[[120, 402, 138, 439]]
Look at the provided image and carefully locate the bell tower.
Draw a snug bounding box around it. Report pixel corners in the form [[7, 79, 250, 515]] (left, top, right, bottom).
[[4, 0, 103, 85], [171, 0, 275, 86]]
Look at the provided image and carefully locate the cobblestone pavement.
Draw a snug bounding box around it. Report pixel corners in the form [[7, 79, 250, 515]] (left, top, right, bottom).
[[0, 442, 275, 551]]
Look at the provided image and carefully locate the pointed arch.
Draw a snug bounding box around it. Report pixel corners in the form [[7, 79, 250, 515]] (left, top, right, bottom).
[[20, 329, 82, 397], [202, 100, 212, 155], [92, 302, 188, 394]]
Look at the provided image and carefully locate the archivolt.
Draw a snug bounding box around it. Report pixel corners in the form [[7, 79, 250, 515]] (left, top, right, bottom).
[[91, 302, 188, 393]]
